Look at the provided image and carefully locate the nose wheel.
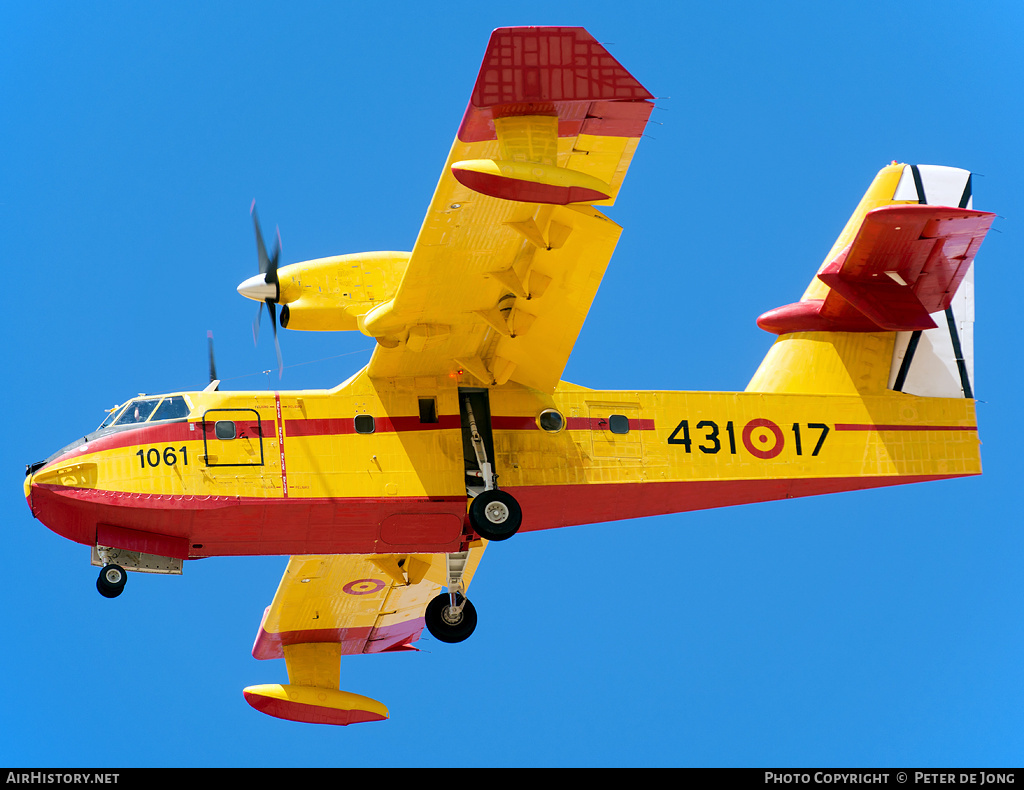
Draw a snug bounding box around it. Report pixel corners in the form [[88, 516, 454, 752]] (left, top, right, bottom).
[[96, 564, 127, 598]]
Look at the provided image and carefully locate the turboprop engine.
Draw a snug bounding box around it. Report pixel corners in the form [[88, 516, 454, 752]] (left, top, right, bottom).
[[236, 206, 411, 370], [237, 250, 411, 332]]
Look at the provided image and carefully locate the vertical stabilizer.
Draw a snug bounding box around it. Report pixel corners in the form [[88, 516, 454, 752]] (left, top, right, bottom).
[[886, 165, 975, 398], [748, 163, 992, 398]]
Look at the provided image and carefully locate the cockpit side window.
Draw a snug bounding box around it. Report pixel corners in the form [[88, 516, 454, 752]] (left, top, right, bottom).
[[98, 404, 128, 430], [112, 398, 161, 426], [151, 396, 190, 422]]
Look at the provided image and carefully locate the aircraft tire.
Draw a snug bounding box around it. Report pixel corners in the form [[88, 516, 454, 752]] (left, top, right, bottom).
[[425, 593, 477, 643], [96, 564, 127, 598], [468, 489, 522, 541]]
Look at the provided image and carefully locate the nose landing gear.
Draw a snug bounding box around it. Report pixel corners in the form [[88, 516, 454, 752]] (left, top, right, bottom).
[[96, 564, 127, 598]]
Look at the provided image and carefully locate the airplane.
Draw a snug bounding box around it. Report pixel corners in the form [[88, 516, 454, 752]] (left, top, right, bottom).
[[23, 26, 994, 726]]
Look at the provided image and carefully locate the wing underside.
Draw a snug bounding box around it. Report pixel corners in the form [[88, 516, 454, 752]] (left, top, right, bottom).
[[244, 546, 485, 725]]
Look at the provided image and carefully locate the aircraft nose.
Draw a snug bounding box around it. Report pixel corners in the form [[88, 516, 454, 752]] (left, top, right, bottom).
[[237, 273, 278, 303]]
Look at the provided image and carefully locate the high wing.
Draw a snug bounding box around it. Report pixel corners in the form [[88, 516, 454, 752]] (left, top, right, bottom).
[[244, 545, 486, 724], [362, 27, 654, 392]]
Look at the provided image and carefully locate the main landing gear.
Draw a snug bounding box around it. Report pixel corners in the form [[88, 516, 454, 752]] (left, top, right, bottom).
[[424, 550, 478, 643], [427, 392, 524, 643], [96, 564, 127, 598], [425, 591, 478, 643], [461, 393, 522, 542], [468, 488, 522, 541]]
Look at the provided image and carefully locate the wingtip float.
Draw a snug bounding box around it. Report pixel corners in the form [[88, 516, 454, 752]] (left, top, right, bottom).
[[25, 28, 993, 726]]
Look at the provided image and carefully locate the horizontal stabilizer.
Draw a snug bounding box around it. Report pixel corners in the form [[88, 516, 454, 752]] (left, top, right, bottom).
[[243, 683, 388, 726], [759, 204, 994, 334]]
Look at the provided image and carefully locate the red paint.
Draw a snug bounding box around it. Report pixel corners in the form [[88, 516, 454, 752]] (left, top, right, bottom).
[[29, 483, 469, 557], [252, 618, 425, 659], [507, 473, 975, 533], [741, 419, 784, 460], [457, 27, 654, 143], [30, 472, 974, 561], [833, 423, 978, 432], [242, 692, 387, 726], [451, 167, 610, 205], [759, 205, 994, 335], [379, 512, 464, 545], [96, 523, 190, 560], [342, 579, 386, 595], [283, 414, 463, 437], [756, 299, 887, 334]]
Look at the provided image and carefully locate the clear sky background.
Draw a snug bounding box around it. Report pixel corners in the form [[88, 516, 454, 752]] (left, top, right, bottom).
[[4, 0, 1023, 768]]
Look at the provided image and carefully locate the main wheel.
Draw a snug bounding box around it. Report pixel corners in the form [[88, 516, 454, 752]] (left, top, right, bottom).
[[96, 564, 127, 598], [468, 489, 522, 541], [424, 592, 477, 643]]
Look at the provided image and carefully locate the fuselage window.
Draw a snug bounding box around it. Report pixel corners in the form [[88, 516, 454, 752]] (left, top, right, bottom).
[[354, 414, 375, 434], [152, 396, 190, 422], [418, 398, 438, 424], [608, 414, 630, 434], [538, 409, 564, 433], [214, 421, 236, 440]]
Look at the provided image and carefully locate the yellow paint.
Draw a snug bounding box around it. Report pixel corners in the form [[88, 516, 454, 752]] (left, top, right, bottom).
[[451, 158, 613, 198], [802, 163, 907, 302]]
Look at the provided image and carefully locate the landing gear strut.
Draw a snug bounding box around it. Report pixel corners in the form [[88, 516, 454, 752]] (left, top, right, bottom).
[[462, 394, 522, 541], [96, 564, 127, 598], [425, 551, 478, 643]]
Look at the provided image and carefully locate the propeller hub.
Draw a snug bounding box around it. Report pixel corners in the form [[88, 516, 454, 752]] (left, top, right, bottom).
[[237, 273, 279, 303]]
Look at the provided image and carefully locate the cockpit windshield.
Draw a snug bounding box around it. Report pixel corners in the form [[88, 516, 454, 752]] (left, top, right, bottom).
[[98, 395, 192, 430], [112, 398, 161, 426], [97, 404, 127, 430]]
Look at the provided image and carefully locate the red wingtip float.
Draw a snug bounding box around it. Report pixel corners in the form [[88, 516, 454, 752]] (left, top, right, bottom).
[[25, 31, 993, 724]]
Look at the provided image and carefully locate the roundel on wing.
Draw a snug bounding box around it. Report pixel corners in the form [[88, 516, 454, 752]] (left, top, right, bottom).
[[343, 578, 386, 595]]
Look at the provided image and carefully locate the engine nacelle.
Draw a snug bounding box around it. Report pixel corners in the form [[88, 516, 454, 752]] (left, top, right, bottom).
[[275, 251, 409, 332]]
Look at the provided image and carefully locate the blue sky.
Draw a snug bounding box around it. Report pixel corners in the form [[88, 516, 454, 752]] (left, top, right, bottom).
[[4, 0, 1023, 768]]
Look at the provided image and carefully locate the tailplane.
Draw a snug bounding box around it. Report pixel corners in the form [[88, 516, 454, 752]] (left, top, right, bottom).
[[748, 163, 994, 397]]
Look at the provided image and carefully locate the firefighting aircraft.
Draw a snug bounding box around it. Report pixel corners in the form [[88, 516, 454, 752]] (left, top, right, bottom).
[[24, 27, 994, 726]]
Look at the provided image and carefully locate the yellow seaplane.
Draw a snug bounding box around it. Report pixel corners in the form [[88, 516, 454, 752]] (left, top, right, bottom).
[[24, 27, 994, 726]]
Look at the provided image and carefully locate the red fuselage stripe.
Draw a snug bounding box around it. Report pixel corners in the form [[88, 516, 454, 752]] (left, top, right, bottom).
[[833, 424, 978, 432], [45, 414, 660, 465]]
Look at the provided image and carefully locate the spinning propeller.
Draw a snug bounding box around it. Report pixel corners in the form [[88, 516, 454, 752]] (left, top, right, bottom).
[[237, 202, 284, 377]]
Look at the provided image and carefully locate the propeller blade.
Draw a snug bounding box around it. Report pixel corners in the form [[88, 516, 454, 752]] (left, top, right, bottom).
[[252, 201, 270, 275], [267, 227, 281, 286], [249, 202, 284, 377], [252, 301, 263, 345], [267, 299, 283, 378]]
